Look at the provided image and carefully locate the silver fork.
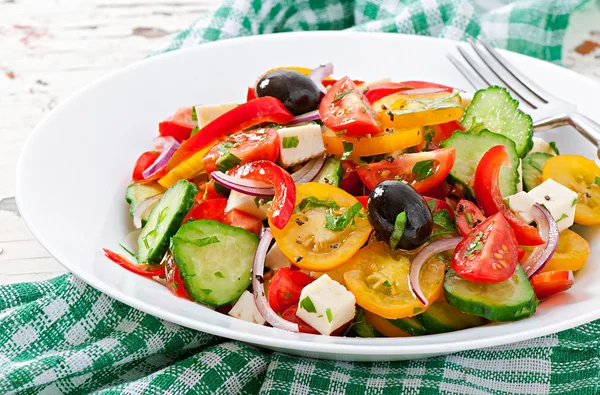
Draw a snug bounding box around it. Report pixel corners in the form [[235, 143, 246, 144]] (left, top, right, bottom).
[[448, 38, 600, 159]]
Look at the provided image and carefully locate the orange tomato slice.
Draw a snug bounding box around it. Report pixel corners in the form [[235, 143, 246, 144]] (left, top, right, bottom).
[[322, 127, 423, 157], [541, 229, 590, 273]]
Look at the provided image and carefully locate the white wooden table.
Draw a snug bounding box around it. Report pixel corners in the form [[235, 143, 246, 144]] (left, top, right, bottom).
[[1, 0, 600, 285]]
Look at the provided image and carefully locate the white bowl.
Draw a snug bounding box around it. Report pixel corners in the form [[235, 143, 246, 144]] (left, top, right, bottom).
[[17, 32, 600, 361]]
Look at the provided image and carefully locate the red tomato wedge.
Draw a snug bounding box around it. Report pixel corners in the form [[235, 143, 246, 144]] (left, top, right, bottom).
[[363, 82, 411, 104], [132, 151, 159, 181], [102, 248, 166, 277], [223, 209, 262, 236], [202, 128, 279, 173], [400, 80, 454, 93], [268, 268, 314, 315], [530, 270, 574, 300], [452, 213, 519, 283], [474, 145, 544, 246], [159, 107, 197, 143], [433, 120, 464, 144], [183, 198, 228, 224], [228, 161, 296, 229], [319, 77, 381, 136], [246, 87, 256, 101], [455, 199, 486, 237], [356, 147, 455, 193], [167, 97, 293, 170]]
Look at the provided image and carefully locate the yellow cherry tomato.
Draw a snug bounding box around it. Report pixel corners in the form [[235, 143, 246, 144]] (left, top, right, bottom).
[[542, 155, 600, 225], [374, 90, 463, 130], [322, 127, 424, 157], [270, 183, 372, 272], [363, 310, 411, 337], [343, 241, 445, 319], [541, 229, 590, 273]]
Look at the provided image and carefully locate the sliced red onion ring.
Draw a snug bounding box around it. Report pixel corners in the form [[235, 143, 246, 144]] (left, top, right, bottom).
[[410, 237, 462, 306], [133, 194, 162, 229], [210, 171, 274, 197], [399, 87, 445, 96], [288, 110, 320, 125], [252, 228, 299, 332], [309, 63, 333, 95], [142, 136, 180, 179], [522, 203, 559, 277], [291, 154, 327, 184]]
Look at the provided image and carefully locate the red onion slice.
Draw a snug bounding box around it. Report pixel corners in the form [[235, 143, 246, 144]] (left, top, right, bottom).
[[252, 228, 299, 332], [522, 203, 559, 277], [288, 110, 320, 125], [309, 63, 333, 96], [142, 136, 180, 179], [291, 154, 327, 184], [409, 237, 462, 306], [133, 194, 162, 229], [210, 171, 275, 197], [399, 87, 446, 96]]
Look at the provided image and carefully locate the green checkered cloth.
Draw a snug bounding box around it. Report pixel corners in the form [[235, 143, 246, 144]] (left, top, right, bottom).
[[4, 0, 598, 393]]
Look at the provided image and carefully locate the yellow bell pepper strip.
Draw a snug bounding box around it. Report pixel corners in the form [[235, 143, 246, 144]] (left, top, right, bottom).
[[166, 97, 294, 174], [322, 127, 423, 157], [374, 90, 463, 130], [158, 146, 210, 188]]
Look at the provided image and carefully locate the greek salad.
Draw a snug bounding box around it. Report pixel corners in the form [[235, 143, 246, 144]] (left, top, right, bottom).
[[104, 64, 596, 337]]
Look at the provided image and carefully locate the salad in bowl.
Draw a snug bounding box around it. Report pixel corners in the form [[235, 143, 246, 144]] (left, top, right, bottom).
[[104, 64, 595, 337]]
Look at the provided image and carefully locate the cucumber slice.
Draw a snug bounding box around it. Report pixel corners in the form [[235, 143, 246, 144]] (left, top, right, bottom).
[[125, 183, 164, 216], [351, 307, 381, 337], [137, 180, 197, 264], [388, 316, 427, 336], [440, 130, 520, 199], [171, 220, 259, 307], [522, 152, 552, 192], [417, 300, 486, 333], [444, 266, 538, 322], [315, 157, 343, 187], [461, 86, 533, 157]]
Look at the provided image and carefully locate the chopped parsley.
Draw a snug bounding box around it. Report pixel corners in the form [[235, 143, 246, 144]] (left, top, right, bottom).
[[191, 107, 198, 121], [413, 307, 422, 314], [217, 141, 235, 155], [300, 296, 316, 313], [325, 202, 367, 232], [173, 235, 220, 248], [201, 289, 213, 295], [335, 130, 347, 136], [119, 243, 136, 258], [282, 136, 300, 149], [172, 283, 179, 290], [254, 196, 273, 208], [333, 88, 353, 101], [412, 159, 435, 181], [157, 206, 169, 224], [283, 292, 292, 299], [326, 308, 333, 323], [557, 213, 569, 222], [214, 271, 225, 278], [190, 126, 200, 137], [465, 231, 484, 257], [549, 141, 560, 155], [572, 198, 578, 207], [295, 196, 340, 213], [382, 280, 391, 287], [389, 211, 407, 250], [341, 141, 354, 160], [593, 177, 600, 188], [429, 209, 457, 239]]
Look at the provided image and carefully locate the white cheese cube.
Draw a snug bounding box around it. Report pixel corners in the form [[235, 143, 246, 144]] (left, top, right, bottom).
[[194, 103, 238, 128], [228, 291, 265, 325], [296, 274, 356, 336], [277, 123, 325, 167], [265, 243, 292, 270], [225, 190, 269, 220], [506, 191, 536, 224], [530, 137, 557, 156], [528, 179, 578, 232]]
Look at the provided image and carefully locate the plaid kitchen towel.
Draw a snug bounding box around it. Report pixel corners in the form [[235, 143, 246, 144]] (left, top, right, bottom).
[[4, 0, 599, 394]]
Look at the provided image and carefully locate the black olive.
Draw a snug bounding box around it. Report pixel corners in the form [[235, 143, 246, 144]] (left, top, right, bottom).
[[255, 70, 321, 115], [367, 180, 433, 250]]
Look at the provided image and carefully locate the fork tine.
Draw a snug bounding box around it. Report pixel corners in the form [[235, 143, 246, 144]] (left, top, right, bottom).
[[478, 39, 553, 103], [447, 54, 487, 91], [455, 45, 497, 87], [467, 39, 539, 109]]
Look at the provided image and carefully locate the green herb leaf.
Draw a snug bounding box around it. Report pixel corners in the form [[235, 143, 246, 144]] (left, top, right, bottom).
[[325, 202, 366, 232], [465, 211, 473, 225], [214, 271, 225, 278], [382, 280, 391, 287], [334, 88, 353, 102], [413, 307, 422, 314], [465, 231, 484, 257], [119, 243, 136, 258], [282, 136, 300, 149], [201, 288, 213, 295], [341, 141, 354, 160], [557, 213, 569, 222], [191, 107, 198, 122], [432, 209, 455, 233], [422, 126, 434, 151], [172, 283, 179, 290], [412, 160, 434, 181], [217, 141, 235, 155], [593, 177, 600, 188], [335, 130, 347, 136], [549, 141, 560, 155], [572, 198, 578, 207], [190, 126, 200, 137], [174, 235, 220, 248], [157, 206, 169, 224], [435, 253, 451, 263], [296, 196, 340, 213], [253, 196, 273, 208], [326, 308, 333, 323], [426, 199, 436, 212], [283, 292, 292, 299], [300, 296, 317, 313], [389, 211, 407, 250]]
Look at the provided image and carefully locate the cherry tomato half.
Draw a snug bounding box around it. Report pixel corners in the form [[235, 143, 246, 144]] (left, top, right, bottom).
[[268, 268, 314, 315], [530, 270, 574, 300], [455, 199, 486, 237], [319, 77, 381, 136], [159, 107, 196, 143], [452, 213, 518, 283], [183, 198, 228, 224], [132, 151, 159, 181], [356, 147, 455, 193], [223, 209, 262, 236]]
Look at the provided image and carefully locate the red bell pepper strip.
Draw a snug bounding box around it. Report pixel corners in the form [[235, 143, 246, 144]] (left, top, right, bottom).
[[132, 151, 159, 181], [473, 145, 544, 246], [103, 248, 166, 277], [363, 82, 411, 104], [159, 107, 196, 143], [247, 87, 257, 101], [228, 161, 296, 229], [165, 254, 191, 299], [400, 80, 454, 93], [167, 97, 294, 170], [356, 196, 369, 209]]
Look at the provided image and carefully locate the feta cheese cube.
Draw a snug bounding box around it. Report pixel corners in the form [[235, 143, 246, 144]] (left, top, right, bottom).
[[530, 137, 557, 156], [459, 91, 474, 108], [228, 291, 265, 325], [506, 191, 536, 224], [296, 274, 356, 336], [194, 103, 237, 128], [265, 243, 292, 270], [528, 179, 578, 232], [225, 190, 269, 220], [277, 123, 325, 167]]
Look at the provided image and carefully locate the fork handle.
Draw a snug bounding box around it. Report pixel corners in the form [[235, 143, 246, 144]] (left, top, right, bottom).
[[533, 112, 600, 159]]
